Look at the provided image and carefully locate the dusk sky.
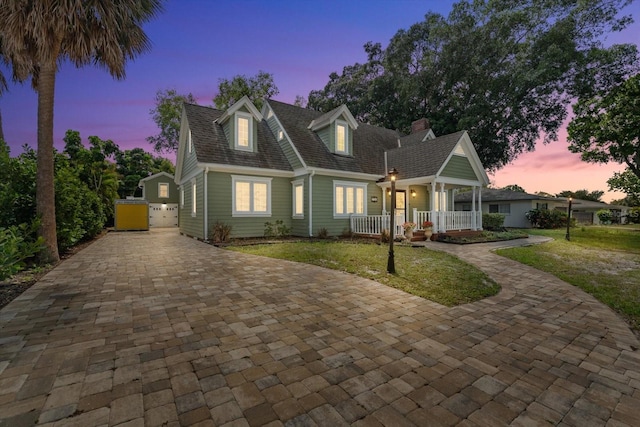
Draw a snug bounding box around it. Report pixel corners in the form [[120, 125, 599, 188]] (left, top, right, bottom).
[[1, 0, 639, 202]]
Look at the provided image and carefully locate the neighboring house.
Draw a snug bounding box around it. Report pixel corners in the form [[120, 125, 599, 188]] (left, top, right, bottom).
[[174, 96, 490, 239], [454, 188, 630, 227], [138, 172, 179, 228]]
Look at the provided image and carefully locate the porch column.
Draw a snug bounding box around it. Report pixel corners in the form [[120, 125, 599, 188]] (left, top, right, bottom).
[[478, 187, 483, 230], [472, 186, 477, 230], [431, 181, 437, 233], [439, 182, 445, 233]]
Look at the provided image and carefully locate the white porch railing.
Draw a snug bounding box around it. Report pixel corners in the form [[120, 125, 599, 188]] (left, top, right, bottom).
[[350, 215, 403, 236], [351, 211, 482, 235]]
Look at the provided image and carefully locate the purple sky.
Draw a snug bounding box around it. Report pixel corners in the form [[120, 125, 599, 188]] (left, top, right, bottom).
[[1, 0, 639, 202]]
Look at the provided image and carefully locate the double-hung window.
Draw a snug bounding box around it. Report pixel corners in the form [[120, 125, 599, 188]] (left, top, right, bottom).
[[158, 183, 169, 198], [335, 121, 348, 154], [489, 203, 511, 214], [292, 180, 304, 218], [334, 181, 366, 217], [232, 175, 271, 217], [191, 179, 197, 217], [235, 113, 253, 151]]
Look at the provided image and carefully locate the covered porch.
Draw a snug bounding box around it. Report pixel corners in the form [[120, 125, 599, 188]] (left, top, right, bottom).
[[351, 182, 485, 237]]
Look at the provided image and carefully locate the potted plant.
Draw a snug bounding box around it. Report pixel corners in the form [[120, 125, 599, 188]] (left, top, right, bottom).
[[422, 221, 434, 240], [402, 221, 416, 239]]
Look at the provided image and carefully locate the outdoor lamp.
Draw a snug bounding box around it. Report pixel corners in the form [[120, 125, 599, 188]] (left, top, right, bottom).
[[411, 189, 416, 198], [387, 168, 399, 274]]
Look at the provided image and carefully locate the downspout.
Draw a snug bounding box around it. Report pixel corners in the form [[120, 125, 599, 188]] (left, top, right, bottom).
[[204, 168, 209, 241], [308, 171, 315, 237]]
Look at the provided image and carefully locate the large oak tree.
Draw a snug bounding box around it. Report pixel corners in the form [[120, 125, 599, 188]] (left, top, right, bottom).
[[0, 0, 163, 262], [308, 0, 638, 171]]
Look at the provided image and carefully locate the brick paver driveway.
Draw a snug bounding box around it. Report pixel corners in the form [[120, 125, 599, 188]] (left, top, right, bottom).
[[1, 230, 639, 426]]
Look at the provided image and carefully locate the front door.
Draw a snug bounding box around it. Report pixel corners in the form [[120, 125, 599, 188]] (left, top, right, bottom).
[[395, 190, 406, 230]]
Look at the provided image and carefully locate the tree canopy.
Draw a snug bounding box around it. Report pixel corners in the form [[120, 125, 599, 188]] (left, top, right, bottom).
[[0, 0, 164, 263], [501, 184, 526, 193], [214, 71, 279, 111], [568, 73, 640, 179], [147, 88, 197, 154], [607, 169, 640, 206], [307, 0, 638, 171], [556, 189, 604, 202]]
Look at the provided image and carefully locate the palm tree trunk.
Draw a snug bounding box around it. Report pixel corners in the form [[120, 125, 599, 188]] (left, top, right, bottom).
[[36, 63, 60, 263]]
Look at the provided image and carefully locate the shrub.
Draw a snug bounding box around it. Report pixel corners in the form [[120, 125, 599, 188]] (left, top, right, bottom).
[[380, 229, 390, 243], [264, 220, 290, 238], [627, 207, 640, 224], [210, 221, 232, 243], [317, 228, 329, 239], [341, 228, 353, 238], [527, 209, 572, 229], [483, 213, 505, 231], [0, 222, 44, 280], [596, 209, 613, 224]]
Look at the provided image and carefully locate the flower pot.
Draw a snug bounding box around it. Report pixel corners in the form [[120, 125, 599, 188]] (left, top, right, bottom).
[[423, 227, 433, 240]]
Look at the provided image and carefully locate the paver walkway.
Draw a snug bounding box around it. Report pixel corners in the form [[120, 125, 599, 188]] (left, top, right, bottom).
[[0, 230, 639, 426]]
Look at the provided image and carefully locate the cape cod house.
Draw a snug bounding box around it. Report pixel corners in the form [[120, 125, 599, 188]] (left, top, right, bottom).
[[174, 96, 490, 240]]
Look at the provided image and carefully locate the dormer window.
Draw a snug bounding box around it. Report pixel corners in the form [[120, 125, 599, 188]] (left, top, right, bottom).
[[277, 129, 284, 141], [336, 121, 348, 154], [235, 112, 253, 151]]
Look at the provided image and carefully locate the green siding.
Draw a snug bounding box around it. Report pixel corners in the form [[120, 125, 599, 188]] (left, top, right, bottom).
[[316, 120, 353, 156], [181, 125, 199, 180], [267, 116, 303, 169], [290, 175, 309, 237], [207, 171, 293, 238], [143, 175, 179, 203], [440, 155, 477, 180], [179, 173, 204, 239], [317, 127, 330, 150], [310, 176, 378, 237]]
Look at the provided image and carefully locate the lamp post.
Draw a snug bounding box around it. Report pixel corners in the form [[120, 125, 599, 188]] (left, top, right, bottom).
[[387, 168, 398, 274], [565, 197, 572, 241]]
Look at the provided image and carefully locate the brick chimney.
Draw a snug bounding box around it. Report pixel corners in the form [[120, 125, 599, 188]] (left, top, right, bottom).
[[411, 118, 430, 134]]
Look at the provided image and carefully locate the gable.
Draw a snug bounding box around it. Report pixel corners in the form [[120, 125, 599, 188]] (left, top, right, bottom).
[[440, 155, 477, 180]]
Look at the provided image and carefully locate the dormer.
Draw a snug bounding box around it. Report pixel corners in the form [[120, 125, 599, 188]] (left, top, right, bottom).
[[307, 105, 358, 156], [216, 95, 263, 153]]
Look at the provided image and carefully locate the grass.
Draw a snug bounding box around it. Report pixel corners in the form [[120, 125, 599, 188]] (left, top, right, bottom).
[[497, 226, 640, 333], [227, 241, 499, 307]]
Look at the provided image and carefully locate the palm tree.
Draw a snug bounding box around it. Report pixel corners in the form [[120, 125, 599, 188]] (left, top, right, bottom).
[[0, 0, 163, 262]]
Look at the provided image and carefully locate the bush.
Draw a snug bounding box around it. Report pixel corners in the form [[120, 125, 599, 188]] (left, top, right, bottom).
[[482, 213, 505, 231], [264, 220, 290, 238], [0, 222, 44, 280], [317, 228, 329, 239], [596, 209, 613, 224], [627, 207, 640, 224], [341, 228, 353, 238], [210, 221, 232, 243], [526, 209, 572, 229], [380, 229, 390, 243], [55, 168, 106, 252]]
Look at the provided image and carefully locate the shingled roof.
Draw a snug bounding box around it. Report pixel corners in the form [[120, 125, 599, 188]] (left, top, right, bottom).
[[183, 103, 292, 171], [386, 131, 466, 180], [454, 188, 557, 202], [267, 100, 399, 175]]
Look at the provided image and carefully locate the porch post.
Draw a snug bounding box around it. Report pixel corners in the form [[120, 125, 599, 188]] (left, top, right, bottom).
[[472, 186, 477, 230], [431, 181, 437, 233], [413, 208, 418, 228], [478, 187, 483, 230], [439, 182, 446, 233]]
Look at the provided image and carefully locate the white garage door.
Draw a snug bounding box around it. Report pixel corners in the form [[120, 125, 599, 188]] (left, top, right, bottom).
[[149, 203, 178, 228]]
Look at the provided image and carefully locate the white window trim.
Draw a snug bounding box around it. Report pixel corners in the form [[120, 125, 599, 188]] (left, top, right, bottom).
[[191, 179, 197, 217], [235, 112, 254, 152], [333, 180, 367, 218], [335, 120, 349, 155], [277, 129, 284, 141], [188, 130, 193, 153], [158, 182, 169, 199], [292, 179, 304, 219], [180, 187, 184, 208], [489, 203, 511, 215], [232, 175, 272, 217]]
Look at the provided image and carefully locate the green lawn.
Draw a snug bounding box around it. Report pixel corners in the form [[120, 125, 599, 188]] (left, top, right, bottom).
[[227, 241, 499, 307], [497, 226, 640, 333]]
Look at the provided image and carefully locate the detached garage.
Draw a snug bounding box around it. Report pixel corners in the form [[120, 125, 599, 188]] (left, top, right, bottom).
[[139, 172, 179, 228]]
